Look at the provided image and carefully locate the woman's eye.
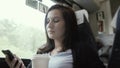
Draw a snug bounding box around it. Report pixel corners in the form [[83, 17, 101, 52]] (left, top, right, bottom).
[[53, 19, 59, 23], [46, 19, 50, 23]]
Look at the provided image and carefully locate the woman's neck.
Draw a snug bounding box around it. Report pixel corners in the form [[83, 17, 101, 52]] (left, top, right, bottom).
[[54, 39, 63, 50], [50, 40, 63, 56]]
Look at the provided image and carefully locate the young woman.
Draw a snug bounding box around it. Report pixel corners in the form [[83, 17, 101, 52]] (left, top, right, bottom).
[[5, 4, 105, 68]]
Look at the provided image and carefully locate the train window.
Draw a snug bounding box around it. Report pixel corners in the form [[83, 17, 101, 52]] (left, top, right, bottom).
[[0, 0, 55, 59]]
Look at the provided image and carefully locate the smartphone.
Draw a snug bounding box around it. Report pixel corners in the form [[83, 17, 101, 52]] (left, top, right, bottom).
[[2, 50, 14, 61]]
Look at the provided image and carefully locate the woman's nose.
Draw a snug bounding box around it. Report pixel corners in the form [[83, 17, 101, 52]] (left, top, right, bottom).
[[47, 20, 54, 28]]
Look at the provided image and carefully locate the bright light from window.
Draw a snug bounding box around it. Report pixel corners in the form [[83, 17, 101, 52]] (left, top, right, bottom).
[[0, 0, 55, 59], [42, 0, 56, 8], [0, 0, 46, 28]]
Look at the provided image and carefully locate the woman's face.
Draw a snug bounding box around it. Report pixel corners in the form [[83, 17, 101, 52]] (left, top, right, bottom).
[[46, 9, 65, 40]]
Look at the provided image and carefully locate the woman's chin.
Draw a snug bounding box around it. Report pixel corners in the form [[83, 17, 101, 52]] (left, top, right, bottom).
[[48, 36, 55, 39]]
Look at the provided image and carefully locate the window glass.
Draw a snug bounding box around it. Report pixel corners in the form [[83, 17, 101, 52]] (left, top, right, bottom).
[[0, 0, 55, 59]]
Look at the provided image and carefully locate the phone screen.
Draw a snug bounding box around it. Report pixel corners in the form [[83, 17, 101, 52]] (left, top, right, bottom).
[[2, 50, 14, 61]]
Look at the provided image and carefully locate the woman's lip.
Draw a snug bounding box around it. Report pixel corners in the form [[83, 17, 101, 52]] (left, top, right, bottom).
[[48, 30, 54, 33]]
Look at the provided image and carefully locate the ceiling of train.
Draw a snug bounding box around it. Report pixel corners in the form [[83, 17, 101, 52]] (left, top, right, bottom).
[[51, 0, 108, 13]]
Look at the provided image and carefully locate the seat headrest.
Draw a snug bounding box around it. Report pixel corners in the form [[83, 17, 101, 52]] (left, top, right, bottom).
[[75, 9, 89, 25]]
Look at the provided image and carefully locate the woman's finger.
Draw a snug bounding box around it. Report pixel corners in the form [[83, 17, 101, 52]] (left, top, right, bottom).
[[21, 63, 26, 68], [11, 58, 18, 68], [14, 55, 26, 68], [15, 60, 22, 68], [5, 55, 11, 66]]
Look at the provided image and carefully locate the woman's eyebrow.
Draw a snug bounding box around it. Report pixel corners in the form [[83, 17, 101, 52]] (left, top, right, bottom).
[[52, 16, 62, 18], [47, 16, 63, 19]]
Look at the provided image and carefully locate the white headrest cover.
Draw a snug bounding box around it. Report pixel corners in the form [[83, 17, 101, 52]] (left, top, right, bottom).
[[75, 9, 89, 25]]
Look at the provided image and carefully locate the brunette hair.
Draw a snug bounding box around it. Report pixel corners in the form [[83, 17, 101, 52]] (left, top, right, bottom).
[[37, 4, 78, 54]]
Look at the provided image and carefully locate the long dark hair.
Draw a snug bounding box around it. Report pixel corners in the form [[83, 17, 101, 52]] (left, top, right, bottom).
[[38, 4, 78, 54]]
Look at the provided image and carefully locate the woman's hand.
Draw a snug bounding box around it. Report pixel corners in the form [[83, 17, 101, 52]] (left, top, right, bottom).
[[5, 54, 26, 68]]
